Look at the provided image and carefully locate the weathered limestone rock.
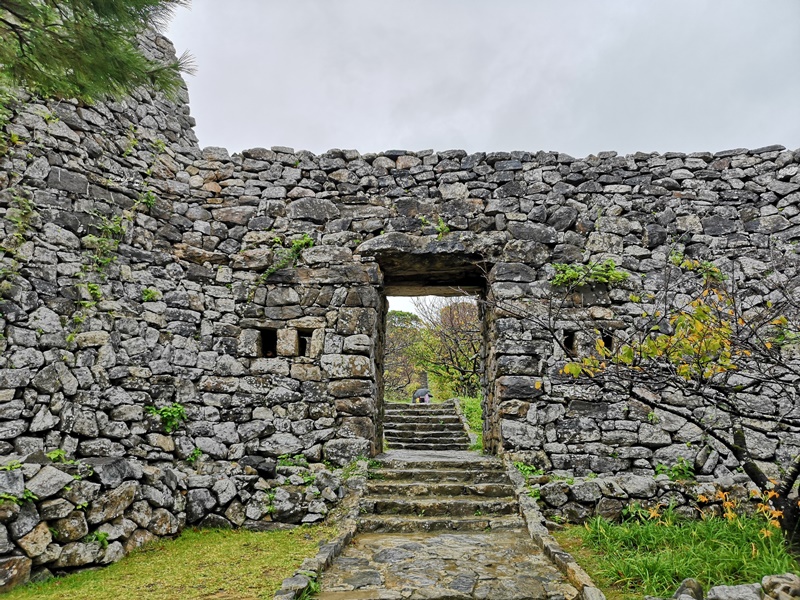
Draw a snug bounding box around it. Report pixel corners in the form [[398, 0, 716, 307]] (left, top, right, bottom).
[[25, 466, 74, 499], [186, 489, 216, 524], [323, 438, 371, 467], [0, 557, 31, 593], [53, 511, 89, 542], [148, 508, 180, 536], [86, 481, 137, 525], [16, 522, 52, 558], [53, 542, 100, 568]]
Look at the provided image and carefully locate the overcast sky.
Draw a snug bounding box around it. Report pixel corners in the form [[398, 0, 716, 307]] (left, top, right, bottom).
[[167, 0, 800, 159], [166, 1, 800, 313]]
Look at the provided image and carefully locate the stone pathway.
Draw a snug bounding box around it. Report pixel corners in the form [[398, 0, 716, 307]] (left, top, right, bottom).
[[316, 440, 578, 600], [317, 531, 575, 600]]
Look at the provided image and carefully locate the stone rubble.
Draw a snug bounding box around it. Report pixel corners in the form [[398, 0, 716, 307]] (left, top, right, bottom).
[[648, 574, 800, 600]]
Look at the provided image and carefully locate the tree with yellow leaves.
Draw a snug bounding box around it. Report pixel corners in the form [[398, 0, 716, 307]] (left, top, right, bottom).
[[487, 252, 800, 545]]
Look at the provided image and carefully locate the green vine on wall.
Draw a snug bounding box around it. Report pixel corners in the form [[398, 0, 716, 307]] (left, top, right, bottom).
[[0, 193, 36, 298], [550, 259, 629, 288], [67, 189, 158, 343], [246, 233, 315, 302]]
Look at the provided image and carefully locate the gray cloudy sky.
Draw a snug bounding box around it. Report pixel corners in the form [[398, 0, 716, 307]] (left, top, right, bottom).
[[166, 1, 800, 158]]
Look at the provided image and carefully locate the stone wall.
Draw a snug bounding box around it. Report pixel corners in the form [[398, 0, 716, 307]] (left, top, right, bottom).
[[2, 30, 800, 592]]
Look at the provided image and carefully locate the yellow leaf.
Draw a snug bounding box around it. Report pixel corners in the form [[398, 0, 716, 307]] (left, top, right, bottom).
[[534, 380, 542, 390]]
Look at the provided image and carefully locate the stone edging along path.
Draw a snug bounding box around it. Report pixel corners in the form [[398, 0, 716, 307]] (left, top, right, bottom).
[[504, 461, 605, 600], [273, 461, 368, 600]]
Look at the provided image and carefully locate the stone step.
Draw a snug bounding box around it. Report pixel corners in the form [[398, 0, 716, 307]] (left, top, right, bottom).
[[383, 414, 461, 423], [383, 411, 456, 420], [381, 422, 465, 432], [357, 514, 526, 533], [385, 402, 455, 409], [374, 468, 511, 483], [361, 496, 518, 517], [384, 442, 469, 451], [383, 439, 469, 449], [383, 421, 464, 431], [383, 437, 468, 447], [383, 429, 467, 440], [366, 481, 516, 498], [376, 457, 505, 471]]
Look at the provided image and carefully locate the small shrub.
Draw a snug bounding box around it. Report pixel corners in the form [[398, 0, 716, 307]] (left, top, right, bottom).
[[146, 403, 187, 433], [460, 396, 483, 451]]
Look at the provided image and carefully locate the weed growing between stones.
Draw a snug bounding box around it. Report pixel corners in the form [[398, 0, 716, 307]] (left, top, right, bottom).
[[185, 448, 203, 465], [145, 402, 187, 433], [260, 233, 314, 281], [556, 504, 799, 599], [141, 287, 160, 302], [514, 461, 544, 480], [655, 456, 695, 481], [550, 259, 629, 288], [247, 233, 315, 300]]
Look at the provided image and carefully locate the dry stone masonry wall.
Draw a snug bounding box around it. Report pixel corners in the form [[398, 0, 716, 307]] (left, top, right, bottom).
[[1, 31, 800, 592]]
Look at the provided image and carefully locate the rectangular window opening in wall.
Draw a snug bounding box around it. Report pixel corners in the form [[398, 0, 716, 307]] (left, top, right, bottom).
[[298, 329, 314, 357], [600, 329, 614, 351], [563, 331, 578, 358], [259, 328, 278, 358]]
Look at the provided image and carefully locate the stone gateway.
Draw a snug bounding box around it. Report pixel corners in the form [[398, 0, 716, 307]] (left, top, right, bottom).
[[1, 32, 799, 591]]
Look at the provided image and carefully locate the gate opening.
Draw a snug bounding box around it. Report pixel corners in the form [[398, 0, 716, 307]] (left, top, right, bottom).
[[381, 292, 486, 453]]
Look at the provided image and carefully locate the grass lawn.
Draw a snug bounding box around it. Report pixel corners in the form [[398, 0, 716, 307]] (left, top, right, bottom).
[[552, 509, 800, 600], [6, 525, 336, 600]]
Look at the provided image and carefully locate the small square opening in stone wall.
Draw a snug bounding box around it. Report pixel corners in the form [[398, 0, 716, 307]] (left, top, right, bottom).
[[297, 329, 314, 357], [259, 328, 278, 358], [562, 331, 578, 358], [600, 329, 614, 352]]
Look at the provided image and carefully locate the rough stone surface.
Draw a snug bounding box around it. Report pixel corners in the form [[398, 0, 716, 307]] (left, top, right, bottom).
[[319, 532, 576, 600]]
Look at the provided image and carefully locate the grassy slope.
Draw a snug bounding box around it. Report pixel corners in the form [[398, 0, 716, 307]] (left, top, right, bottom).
[[459, 396, 483, 451], [6, 526, 336, 600], [553, 513, 800, 599]]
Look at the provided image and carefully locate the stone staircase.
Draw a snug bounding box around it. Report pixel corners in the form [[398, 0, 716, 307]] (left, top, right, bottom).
[[358, 451, 524, 533], [382, 401, 470, 451], [312, 402, 571, 598], [316, 450, 575, 599]]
